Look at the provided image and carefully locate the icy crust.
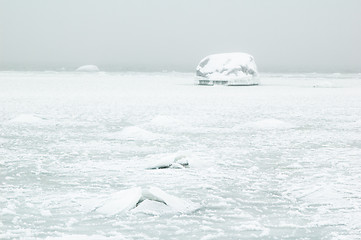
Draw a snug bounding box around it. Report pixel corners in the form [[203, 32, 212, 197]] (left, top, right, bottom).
[[196, 52, 258, 85], [76, 65, 100, 72]]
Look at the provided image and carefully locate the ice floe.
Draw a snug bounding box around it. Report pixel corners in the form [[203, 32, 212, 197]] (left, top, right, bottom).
[[196, 52, 259, 86], [95, 187, 199, 215]]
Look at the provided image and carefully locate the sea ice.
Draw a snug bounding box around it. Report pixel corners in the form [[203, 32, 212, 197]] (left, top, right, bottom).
[[196, 52, 258, 86], [149, 115, 184, 128], [243, 118, 294, 129], [2, 71, 361, 239], [75, 65, 100, 72]]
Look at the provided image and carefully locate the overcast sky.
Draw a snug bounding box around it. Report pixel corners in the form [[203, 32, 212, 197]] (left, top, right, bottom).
[[0, 0, 360, 72]]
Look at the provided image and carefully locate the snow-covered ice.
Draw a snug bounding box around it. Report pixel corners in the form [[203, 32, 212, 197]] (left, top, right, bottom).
[[242, 118, 295, 129], [106, 126, 163, 141], [7, 114, 45, 124], [196, 52, 259, 85], [1, 71, 361, 239]]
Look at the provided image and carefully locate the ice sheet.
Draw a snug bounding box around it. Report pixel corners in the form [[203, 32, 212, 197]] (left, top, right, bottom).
[[1, 71, 361, 239]]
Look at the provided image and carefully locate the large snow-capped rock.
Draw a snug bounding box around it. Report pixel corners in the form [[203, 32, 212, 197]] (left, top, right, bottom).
[[196, 52, 258, 86], [76, 65, 100, 72]]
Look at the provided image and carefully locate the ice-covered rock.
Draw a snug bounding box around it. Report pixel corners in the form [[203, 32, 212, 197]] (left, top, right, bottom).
[[95, 187, 199, 215], [196, 52, 258, 86], [141, 187, 199, 213], [96, 187, 142, 215], [145, 153, 190, 169], [76, 65, 100, 72], [144, 152, 212, 170], [131, 199, 172, 215]]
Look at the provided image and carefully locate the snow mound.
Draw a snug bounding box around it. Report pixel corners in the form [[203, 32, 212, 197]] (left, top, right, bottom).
[[96, 187, 199, 215], [76, 65, 100, 72], [8, 114, 44, 124], [196, 52, 258, 86], [108, 126, 162, 141], [244, 118, 294, 129]]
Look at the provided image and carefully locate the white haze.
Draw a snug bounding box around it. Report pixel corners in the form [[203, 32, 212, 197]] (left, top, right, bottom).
[[0, 0, 360, 72]]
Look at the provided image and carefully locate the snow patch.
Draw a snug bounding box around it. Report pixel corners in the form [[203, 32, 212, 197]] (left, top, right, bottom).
[[149, 115, 184, 128], [243, 118, 294, 129], [7, 114, 45, 124], [40, 209, 52, 217]]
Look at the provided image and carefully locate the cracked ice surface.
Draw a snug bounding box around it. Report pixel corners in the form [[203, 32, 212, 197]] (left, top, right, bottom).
[[1, 71, 361, 239]]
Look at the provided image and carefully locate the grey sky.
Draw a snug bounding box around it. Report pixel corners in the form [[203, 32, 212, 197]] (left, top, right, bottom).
[[0, 0, 360, 72]]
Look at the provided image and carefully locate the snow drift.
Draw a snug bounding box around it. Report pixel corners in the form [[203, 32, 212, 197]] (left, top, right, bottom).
[[76, 65, 100, 72], [196, 52, 258, 86]]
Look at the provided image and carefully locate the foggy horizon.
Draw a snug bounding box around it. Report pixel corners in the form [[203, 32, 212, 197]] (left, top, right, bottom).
[[1, 0, 360, 73]]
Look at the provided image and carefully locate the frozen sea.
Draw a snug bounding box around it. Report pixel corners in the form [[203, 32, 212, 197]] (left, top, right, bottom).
[[1, 71, 361, 239]]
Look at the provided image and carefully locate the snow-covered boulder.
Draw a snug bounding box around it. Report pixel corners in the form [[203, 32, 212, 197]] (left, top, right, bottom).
[[196, 52, 258, 86], [76, 65, 100, 72], [95, 187, 199, 215], [96, 187, 142, 215]]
